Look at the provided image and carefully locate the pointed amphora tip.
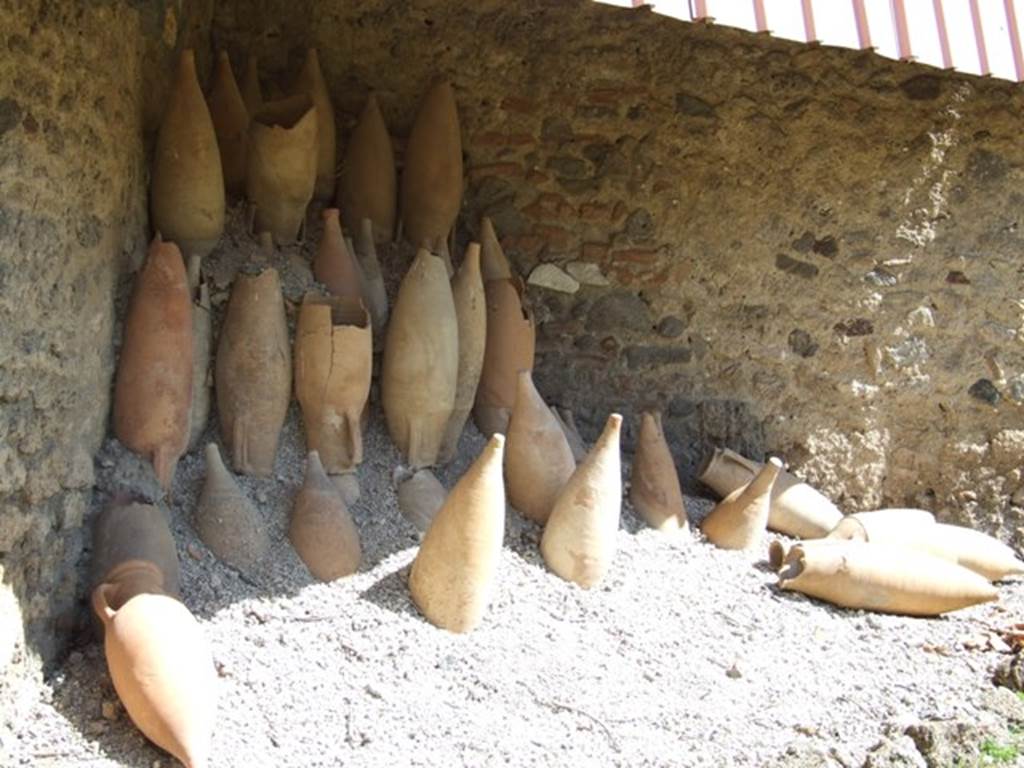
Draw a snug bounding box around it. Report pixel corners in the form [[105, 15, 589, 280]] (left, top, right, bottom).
[[204, 442, 223, 469]]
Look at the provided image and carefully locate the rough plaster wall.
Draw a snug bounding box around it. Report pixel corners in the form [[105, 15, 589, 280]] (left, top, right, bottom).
[[0, 0, 213, 727], [213, 0, 1024, 542]]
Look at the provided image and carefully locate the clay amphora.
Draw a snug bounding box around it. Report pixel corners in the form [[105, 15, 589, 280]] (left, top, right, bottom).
[[247, 94, 318, 244], [826, 509, 936, 543], [697, 447, 842, 539], [767, 537, 848, 571], [93, 583, 216, 768], [241, 54, 262, 117], [541, 414, 623, 588], [151, 49, 225, 258], [630, 411, 688, 532], [339, 93, 396, 242], [187, 256, 212, 451], [313, 209, 365, 303], [289, 451, 361, 581], [701, 458, 782, 550], [114, 235, 193, 490], [400, 81, 463, 251], [353, 218, 389, 337], [216, 269, 291, 475], [381, 249, 459, 467], [196, 443, 270, 574], [438, 243, 486, 464], [480, 216, 512, 281], [552, 407, 588, 463], [778, 540, 999, 616], [395, 467, 447, 533], [293, 49, 336, 201], [828, 513, 1024, 581], [408, 434, 506, 633], [207, 50, 249, 197], [294, 294, 372, 472], [473, 278, 536, 437], [90, 501, 181, 602], [505, 371, 576, 524]]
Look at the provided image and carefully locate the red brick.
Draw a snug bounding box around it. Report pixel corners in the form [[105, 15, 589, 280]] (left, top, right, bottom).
[[526, 170, 550, 185], [501, 96, 537, 114], [472, 131, 535, 147], [612, 248, 661, 265], [580, 242, 611, 263], [503, 234, 546, 257], [587, 88, 628, 105], [534, 224, 574, 252], [579, 203, 612, 222], [522, 192, 573, 220], [468, 162, 524, 182]]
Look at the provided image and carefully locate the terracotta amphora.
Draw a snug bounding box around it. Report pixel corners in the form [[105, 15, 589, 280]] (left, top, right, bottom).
[[408, 434, 506, 633], [196, 443, 270, 574], [473, 277, 535, 437], [767, 537, 848, 571], [289, 451, 361, 581], [438, 243, 486, 464], [93, 582, 216, 768], [313, 209, 365, 303], [339, 93, 396, 242], [381, 249, 459, 467], [828, 512, 1023, 582], [630, 411, 688, 532], [353, 218, 389, 338], [697, 447, 841, 539], [400, 81, 463, 251], [114, 235, 193, 490], [505, 371, 575, 524], [701, 458, 782, 550], [778, 540, 999, 616], [247, 94, 318, 244], [293, 49, 336, 201], [151, 49, 225, 258], [552, 407, 588, 463], [90, 500, 181, 602], [826, 509, 936, 543], [187, 256, 212, 451], [480, 216, 512, 281], [541, 414, 622, 588], [294, 294, 372, 473], [215, 268, 291, 475], [395, 467, 447, 533], [241, 54, 262, 118], [207, 51, 249, 197]]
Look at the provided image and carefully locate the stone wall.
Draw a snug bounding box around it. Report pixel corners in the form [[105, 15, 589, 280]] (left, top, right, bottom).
[[0, 0, 213, 726], [2, 0, 1023, 726], [212, 0, 1024, 544]]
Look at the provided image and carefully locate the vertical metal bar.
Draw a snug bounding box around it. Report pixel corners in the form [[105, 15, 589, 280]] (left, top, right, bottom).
[[853, 0, 873, 49], [970, 0, 991, 75], [933, 0, 953, 68], [891, 0, 913, 60], [801, 0, 817, 42], [1005, 0, 1024, 81], [753, 0, 768, 32], [692, 0, 709, 22]]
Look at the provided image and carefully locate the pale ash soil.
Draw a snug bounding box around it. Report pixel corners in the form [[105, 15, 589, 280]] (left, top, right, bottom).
[[9, 206, 1024, 768]]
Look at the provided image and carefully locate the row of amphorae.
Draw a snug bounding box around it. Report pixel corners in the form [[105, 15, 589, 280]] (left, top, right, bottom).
[[152, 46, 462, 258], [93, 47, 1024, 768]]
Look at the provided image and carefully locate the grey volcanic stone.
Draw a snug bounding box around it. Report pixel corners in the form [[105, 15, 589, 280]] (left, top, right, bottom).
[[586, 291, 650, 333]]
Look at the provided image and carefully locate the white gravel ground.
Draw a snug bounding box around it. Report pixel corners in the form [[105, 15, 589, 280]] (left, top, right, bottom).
[[8, 205, 1024, 767]]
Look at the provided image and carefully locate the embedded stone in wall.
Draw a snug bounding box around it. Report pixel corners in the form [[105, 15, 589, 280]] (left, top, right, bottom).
[[565, 261, 609, 286], [528, 264, 579, 294]]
